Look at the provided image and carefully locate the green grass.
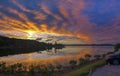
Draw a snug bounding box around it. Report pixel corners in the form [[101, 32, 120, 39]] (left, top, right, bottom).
[[64, 60, 106, 76]]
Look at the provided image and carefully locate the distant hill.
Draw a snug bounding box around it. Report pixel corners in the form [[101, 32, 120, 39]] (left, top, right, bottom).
[[0, 36, 65, 56], [0, 36, 54, 56], [0, 36, 47, 49]]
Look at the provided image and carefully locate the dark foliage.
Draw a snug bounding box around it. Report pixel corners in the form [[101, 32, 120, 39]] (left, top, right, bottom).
[[0, 36, 64, 56]]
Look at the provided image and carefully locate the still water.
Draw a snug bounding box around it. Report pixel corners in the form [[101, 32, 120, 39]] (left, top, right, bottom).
[[0, 46, 114, 64]]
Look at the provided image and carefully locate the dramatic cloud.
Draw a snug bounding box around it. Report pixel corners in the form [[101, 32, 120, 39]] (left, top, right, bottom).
[[0, 0, 120, 44]]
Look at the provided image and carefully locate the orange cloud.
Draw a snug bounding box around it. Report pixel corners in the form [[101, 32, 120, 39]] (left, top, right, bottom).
[[0, 0, 91, 43]]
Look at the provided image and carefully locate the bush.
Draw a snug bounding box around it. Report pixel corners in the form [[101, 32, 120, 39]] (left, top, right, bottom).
[[56, 64, 62, 71], [79, 58, 85, 65], [69, 60, 77, 69], [84, 54, 91, 62], [94, 55, 101, 60]]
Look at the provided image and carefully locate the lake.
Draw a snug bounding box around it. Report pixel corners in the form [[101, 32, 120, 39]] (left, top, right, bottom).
[[0, 46, 114, 65]]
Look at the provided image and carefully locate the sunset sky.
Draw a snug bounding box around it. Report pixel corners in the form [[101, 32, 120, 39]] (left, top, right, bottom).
[[0, 0, 120, 44]]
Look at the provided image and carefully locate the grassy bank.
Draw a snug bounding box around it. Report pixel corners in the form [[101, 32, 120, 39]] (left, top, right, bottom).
[[64, 60, 106, 76]]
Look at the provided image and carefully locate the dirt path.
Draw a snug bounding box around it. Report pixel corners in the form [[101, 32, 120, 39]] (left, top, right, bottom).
[[92, 65, 120, 76]]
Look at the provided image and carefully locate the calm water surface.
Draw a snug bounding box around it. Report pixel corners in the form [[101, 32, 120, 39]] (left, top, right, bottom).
[[0, 46, 114, 64]]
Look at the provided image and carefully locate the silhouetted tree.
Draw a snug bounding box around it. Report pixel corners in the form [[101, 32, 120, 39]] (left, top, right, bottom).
[[114, 43, 120, 52], [102, 54, 106, 58], [47, 64, 55, 76], [84, 54, 91, 62], [69, 60, 77, 69], [56, 64, 62, 72], [79, 58, 85, 65], [40, 64, 49, 76], [94, 55, 101, 60], [0, 62, 6, 72]]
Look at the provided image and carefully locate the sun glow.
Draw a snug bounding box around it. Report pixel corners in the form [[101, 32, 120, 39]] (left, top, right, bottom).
[[26, 30, 38, 39], [0, 9, 90, 42]]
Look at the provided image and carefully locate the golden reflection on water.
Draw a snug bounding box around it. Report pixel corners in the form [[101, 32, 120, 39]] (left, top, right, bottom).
[[0, 51, 91, 65], [0, 46, 113, 65]]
